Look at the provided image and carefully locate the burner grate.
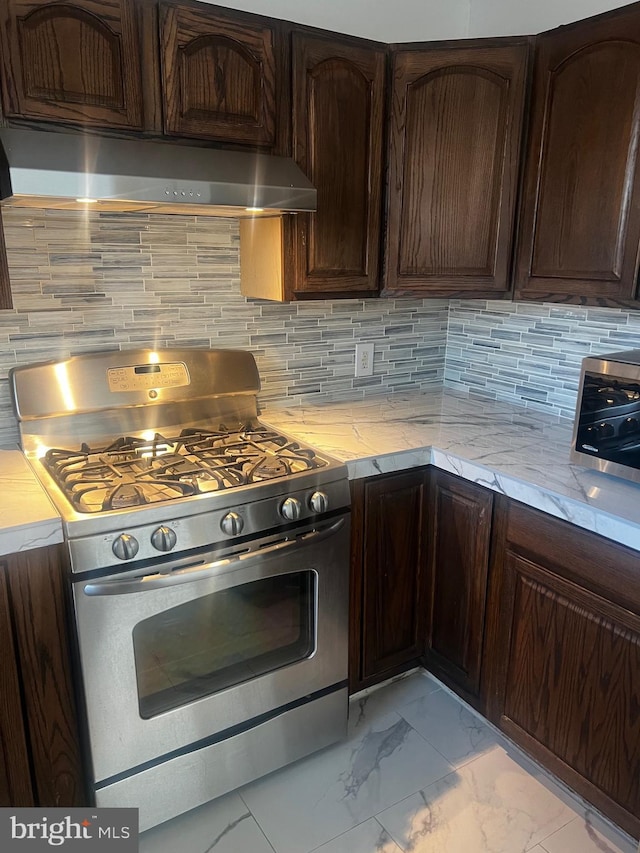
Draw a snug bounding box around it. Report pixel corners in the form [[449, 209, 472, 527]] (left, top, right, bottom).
[[41, 424, 327, 513]]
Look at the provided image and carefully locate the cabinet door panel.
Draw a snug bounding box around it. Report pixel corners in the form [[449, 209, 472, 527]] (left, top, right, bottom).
[[0, 0, 144, 129], [515, 7, 640, 304], [0, 564, 33, 806], [425, 472, 492, 699], [308, 59, 369, 274], [290, 34, 385, 297], [385, 41, 528, 297], [504, 555, 640, 826], [484, 498, 640, 839], [361, 471, 428, 680], [160, 2, 276, 145], [401, 67, 505, 277], [7, 547, 85, 807]]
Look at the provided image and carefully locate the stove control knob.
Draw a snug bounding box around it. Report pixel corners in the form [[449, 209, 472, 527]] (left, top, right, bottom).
[[308, 491, 329, 514], [151, 525, 177, 552], [280, 496, 302, 521], [221, 511, 244, 536], [112, 533, 139, 561]]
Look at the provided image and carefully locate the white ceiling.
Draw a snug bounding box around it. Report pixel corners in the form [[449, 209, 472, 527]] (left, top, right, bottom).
[[197, 0, 633, 41], [468, 0, 633, 37]]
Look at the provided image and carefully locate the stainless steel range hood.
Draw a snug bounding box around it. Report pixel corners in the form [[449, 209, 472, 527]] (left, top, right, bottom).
[[0, 128, 316, 217]]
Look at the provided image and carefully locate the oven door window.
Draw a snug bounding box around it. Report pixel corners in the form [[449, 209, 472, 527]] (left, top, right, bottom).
[[132, 571, 316, 719], [577, 371, 640, 464]]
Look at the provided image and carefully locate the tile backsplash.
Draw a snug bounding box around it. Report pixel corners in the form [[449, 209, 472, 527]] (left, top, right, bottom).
[[3, 208, 640, 449], [446, 300, 640, 419], [0, 208, 447, 448]]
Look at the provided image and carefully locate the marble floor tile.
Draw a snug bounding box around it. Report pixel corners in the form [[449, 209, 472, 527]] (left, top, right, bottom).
[[134, 673, 636, 853], [138, 790, 274, 853], [376, 746, 577, 853], [397, 686, 499, 768], [349, 671, 441, 736], [539, 815, 637, 853], [309, 818, 402, 853], [240, 708, 454, 853]]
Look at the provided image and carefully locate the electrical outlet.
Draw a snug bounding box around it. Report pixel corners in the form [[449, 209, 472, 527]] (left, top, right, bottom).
[[355, 342, 374, 378]]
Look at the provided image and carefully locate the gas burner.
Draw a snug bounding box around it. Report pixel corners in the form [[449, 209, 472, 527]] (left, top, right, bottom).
[[41, 424, 327, 513]]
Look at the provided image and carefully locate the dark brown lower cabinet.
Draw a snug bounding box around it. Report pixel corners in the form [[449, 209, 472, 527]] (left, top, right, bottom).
[[0, 566, 33, 806], [350, 468, 429, 692], [423, 470, 493, 707], [0, 545, 86, 807], [483, 497, 640, 839]]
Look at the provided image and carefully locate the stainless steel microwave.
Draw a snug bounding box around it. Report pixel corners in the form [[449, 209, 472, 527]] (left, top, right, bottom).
[[571, 350, 640, 484]]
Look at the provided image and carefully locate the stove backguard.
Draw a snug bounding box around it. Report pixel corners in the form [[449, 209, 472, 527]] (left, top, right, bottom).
[[10, 348, 261, 455]]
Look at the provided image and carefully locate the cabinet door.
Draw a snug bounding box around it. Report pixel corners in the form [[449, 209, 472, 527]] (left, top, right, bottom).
[[0, 0, 144, 130], [351, 470, 429, 690], [424, 471, 492, 703], [288, 33, 385, 298], [6, 546, 86, 807], [515, 6, 640, 305], [385, 40, 529, 297], [0, 564, 33, 806], [0, 210, 11, 310], [160, 1, 277, 145], [484, 499, 640, 839]]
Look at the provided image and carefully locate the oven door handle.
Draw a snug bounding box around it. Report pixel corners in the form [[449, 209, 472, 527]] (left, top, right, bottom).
[[82, 518, 345, 596]]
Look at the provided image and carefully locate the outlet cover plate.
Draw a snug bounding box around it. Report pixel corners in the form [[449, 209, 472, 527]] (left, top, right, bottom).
[[355, 342, 374, 378]]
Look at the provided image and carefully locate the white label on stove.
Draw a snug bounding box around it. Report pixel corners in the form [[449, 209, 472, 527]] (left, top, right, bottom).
[[107, 362, 190, 393]]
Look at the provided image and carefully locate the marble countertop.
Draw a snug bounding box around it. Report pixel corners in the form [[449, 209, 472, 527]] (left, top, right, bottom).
[[5, 387, 640, 557], [261, 388, 640, 554], [0, 450, 63, 556]]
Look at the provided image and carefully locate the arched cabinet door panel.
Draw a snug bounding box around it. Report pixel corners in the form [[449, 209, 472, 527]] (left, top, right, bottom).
[[289, 36, 385, 297], [515, 5, 640, 306], [0, 0, 144, 129], [239, 32, 385, 302], [160, 2, 276, 145], [385, 41, 529, 298]]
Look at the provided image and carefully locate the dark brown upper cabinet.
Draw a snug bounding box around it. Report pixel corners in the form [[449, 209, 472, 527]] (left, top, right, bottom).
[[515, 5, 640, 306], [384, 40, 529, 298], [159, 1, 277, 146], [288, 32, 385, 298], [240, 31, 385, 302], [0, 0, 145, 130]]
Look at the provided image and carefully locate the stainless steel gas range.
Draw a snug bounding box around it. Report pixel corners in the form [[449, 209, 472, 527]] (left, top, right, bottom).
[[10, 348, 350, 831]]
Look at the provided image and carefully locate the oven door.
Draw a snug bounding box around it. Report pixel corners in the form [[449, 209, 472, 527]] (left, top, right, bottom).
[[72, 515, 349, 786]]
